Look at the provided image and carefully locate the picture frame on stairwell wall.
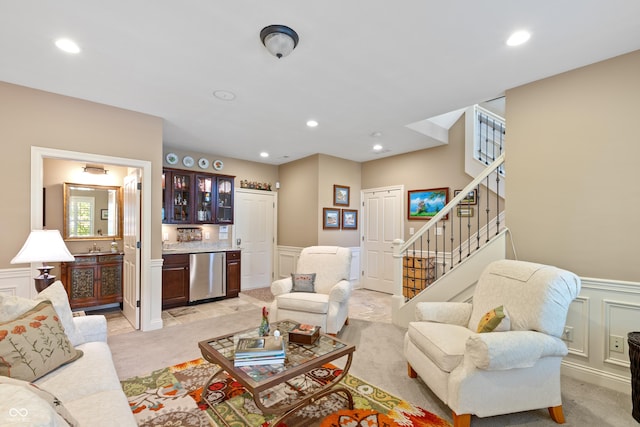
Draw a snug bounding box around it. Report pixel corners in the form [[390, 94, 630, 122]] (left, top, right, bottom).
[[457, 206, 474, 217], [323, 208, 341, 229], [408, 188, 449, 220], [454, 189, 477, 205]]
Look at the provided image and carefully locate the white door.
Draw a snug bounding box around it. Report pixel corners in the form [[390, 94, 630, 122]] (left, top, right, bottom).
[[122, 170, 141, 329], [362, 186, 403, 293], [234, 189, 276, 290]]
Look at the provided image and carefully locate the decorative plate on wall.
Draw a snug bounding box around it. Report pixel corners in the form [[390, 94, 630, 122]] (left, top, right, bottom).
[[213, 159, 224, 171], [183, 156, 195, 167], [165, 153, 178, 165], [198, 158, 210, 169]]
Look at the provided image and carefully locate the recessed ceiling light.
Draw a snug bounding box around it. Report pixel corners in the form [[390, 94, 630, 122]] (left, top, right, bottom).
[[260, 152, 269, 158], [213, 90, 236, 101], [371, 131, 383, 138], [506, 30, 531, 47], [306, 120, 318, 128], [55, 38, 80, 54], [373, 144, 383, 151]]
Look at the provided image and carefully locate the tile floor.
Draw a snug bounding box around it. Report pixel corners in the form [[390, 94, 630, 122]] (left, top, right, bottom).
[[104, 287, 393, 336]]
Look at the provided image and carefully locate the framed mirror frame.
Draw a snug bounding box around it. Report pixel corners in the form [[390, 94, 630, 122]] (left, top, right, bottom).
[[63, 182, 123, 241]]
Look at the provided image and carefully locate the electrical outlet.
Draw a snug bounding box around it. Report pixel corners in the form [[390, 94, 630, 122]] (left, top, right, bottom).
[[204, 232, 210, 240], [610, 335, 624, 353], [435, 227, 443, 236], [562, 326, 573, 342]]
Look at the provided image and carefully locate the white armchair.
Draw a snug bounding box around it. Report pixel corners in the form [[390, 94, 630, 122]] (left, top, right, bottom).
[[404, 260, 580, 427], [270, 246, 352, 335]]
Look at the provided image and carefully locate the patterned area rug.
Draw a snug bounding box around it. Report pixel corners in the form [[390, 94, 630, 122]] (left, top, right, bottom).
[[121, 358, 450, 427]]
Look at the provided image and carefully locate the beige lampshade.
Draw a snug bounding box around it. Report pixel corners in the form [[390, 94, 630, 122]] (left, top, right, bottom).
[[11, 229, 75, 264]]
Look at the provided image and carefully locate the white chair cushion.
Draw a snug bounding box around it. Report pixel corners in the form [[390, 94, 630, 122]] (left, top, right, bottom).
[[407, 322, 474, 372], [276, 292, 329, 314]]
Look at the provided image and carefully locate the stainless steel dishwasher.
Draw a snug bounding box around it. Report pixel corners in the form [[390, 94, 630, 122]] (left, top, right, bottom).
[[189, 252, 226, 302]]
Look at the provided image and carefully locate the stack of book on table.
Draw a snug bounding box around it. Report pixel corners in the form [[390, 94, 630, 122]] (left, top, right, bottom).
[[234, 336, 286, 367]]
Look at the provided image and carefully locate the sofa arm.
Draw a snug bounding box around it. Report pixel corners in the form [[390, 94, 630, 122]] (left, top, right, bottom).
[[328, 280, 352, 303], [271, 277, 293, 296], [415, 302, 472, 326], [465, 330, 568, 371], [72, 315, 108, 345]]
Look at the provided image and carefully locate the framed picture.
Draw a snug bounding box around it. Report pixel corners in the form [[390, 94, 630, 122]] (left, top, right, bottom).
[[101, 209, 108, 220], [323, 208, 341, 229], [408, 188, 449, 220], [457, 206, 475, 217], [333, 184, 350, 206], [454, 189, 477, 205], [341, 209, 358, 230]]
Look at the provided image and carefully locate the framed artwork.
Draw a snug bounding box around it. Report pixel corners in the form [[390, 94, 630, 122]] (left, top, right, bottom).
[[341, 209, 358, 230], [101, 209, 109, 220], [323, 208, 341, 229], [333, 184, 350, 206], [408, 187, 449, 220], [454, 189, 477, 205], [457, 206, 475, 217]]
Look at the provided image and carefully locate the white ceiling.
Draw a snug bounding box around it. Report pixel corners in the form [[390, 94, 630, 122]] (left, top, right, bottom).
[[1, 1, 639, 165]]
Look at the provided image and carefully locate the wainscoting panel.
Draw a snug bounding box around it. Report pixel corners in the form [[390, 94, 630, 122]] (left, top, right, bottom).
[[561, 278, 640, 394], [0, 267, 34, 298], [565, 295, 590, 358]]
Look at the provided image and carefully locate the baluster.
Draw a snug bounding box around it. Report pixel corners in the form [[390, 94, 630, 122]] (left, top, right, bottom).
[[495, 170, 501, 235], [450, 213, 455, 270], [476, 184, 481, 250]]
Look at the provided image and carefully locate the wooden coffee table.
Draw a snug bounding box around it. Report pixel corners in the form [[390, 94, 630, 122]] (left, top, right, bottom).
[[198, 319, 356, 426]]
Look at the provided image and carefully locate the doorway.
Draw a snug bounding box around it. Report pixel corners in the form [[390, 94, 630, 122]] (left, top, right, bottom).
[[361, 185, 404, 293], [31, 146, 154, 330], [234, 189, 277, 290]]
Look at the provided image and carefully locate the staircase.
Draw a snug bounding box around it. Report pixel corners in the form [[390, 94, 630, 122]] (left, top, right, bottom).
[[391, 153, 507, 327]]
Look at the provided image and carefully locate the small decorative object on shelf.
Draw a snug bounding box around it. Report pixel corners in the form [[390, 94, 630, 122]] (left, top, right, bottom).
[[240, 180, 272, 191], [259, 306, 270, 337]]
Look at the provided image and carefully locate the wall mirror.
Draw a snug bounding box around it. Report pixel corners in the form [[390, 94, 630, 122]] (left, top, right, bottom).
[[63, 182, 123, 240]]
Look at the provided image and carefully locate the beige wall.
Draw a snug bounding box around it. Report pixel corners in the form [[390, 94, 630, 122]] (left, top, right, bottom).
[[506, 50, 640, 281], [0, 82, 164, 269], [317, 154, 361, 247], [278, 155, 319, 247], [361, 115, 500, 244]]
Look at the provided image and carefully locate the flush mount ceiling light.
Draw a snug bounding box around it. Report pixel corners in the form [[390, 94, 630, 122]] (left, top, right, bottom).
[[55, 38, 80, 54], [506, 30, 531, 46], [260, 25, 299, 59]]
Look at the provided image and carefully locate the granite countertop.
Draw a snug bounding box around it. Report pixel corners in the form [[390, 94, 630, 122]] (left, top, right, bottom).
[[162, 242, 240, 254]]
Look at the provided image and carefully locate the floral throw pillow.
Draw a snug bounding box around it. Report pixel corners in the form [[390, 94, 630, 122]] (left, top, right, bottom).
[[0, 300, 83, 382], [291, 273, 316, 293]]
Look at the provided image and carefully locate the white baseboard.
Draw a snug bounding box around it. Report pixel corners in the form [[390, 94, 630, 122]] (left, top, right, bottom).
[[561, 360, 631, 395]]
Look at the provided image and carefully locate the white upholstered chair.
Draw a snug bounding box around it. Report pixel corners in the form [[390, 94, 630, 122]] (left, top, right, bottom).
[[269, 246, 352, 335], [404, 259, 581, 427]]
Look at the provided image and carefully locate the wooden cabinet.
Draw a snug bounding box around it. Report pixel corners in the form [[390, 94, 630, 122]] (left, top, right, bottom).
[[61, 253, 123, 309], [402, 256, 436, 299], [161, 253, 190, 309], [226, 250, 241, 298], [163, 168, 235, 225]]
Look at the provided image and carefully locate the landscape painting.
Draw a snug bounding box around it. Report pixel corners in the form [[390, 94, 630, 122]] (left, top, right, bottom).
[[408, 188, 449, 220]]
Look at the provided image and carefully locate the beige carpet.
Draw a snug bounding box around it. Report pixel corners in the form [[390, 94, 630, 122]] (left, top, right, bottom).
[[107, 289, 636, 426]]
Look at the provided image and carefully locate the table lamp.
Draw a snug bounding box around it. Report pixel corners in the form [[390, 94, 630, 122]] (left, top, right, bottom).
[[11, 229, 75, 292]]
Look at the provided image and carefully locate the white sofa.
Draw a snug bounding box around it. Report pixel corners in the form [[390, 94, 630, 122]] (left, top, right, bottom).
[[0, 282, 135, 426]]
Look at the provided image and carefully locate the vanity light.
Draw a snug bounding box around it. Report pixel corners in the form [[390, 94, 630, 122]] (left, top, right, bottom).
[[83, 165, 108, 175], [55, 38, 81, 54]]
